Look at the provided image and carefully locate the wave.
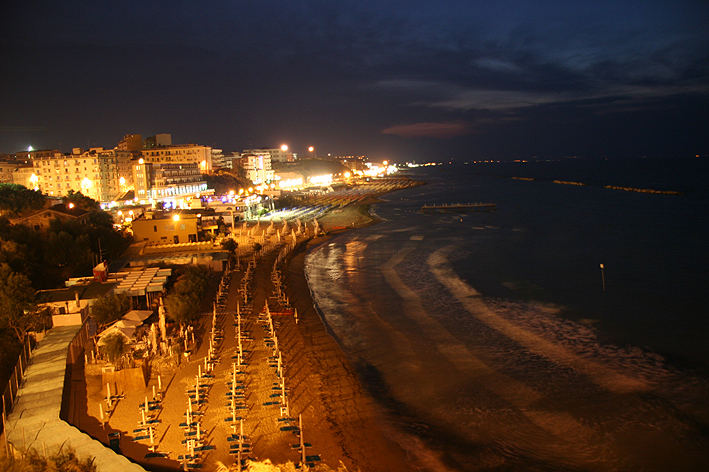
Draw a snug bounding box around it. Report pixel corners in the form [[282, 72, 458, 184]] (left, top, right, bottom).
[[428, 245, 648, 394], [306, 236, 709, 470]]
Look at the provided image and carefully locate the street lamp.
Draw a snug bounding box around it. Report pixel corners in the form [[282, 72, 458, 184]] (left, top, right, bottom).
[[280, 144, 289, 152]]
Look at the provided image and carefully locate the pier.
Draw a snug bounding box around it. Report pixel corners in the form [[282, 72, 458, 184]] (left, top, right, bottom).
[[421, 202, 496, 211]]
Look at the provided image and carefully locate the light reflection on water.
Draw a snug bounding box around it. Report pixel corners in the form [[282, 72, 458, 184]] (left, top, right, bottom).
[[304, 168, 709, 471]]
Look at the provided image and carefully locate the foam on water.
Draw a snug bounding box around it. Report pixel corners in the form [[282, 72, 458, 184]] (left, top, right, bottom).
[[304, 165, 709, 471]]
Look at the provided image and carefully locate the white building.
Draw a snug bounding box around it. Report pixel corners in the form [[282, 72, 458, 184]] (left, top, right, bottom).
[[210, 148, 231, 169], [242, 147, 295, 163], [239, 153, 275, 184]]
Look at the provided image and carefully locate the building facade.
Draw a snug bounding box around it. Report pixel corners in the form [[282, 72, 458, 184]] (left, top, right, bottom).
[[32, 148, 119, 202], [210, 148, 230, 169], [242, 148, 295, 163], [140, 144, 213, 173], [116, 134, 143, 152], [133, 161, 208, 200], [237, 153, 275, 184], [131, 215, 199, 244]]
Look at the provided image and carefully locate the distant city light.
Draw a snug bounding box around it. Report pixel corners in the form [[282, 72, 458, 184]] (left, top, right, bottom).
[[308, 146, 314, 152], [172, 214, 180, 222], [68, 203, 75, 209], [27, 145, 34, 152], [309, 174, 333, 186], [280, 144, 289, 152], [278, 177, 303, 189]]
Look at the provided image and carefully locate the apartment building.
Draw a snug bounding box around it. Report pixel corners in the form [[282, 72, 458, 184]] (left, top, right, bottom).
[[236, 153, 275, 184], [133, 161, 207, 200], [242, 147, 295, 163], [32, 148, 119, 202], [140, 144, 213, 173]]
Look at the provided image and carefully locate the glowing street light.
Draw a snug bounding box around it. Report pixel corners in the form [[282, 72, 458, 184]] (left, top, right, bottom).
[[308, 146, 314, 153], [280, 144, 289, 152], [172, 214, 180, 222]]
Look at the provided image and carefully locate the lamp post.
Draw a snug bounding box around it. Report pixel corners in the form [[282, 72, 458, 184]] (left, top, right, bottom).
[[599, 263, 606, 292], [308, 146, 315, 159]]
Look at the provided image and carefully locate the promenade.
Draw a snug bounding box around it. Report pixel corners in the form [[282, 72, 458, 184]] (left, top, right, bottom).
[[4, 325, 146, 472]]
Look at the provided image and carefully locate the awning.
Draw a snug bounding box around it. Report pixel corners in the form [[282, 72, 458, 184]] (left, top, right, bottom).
[[122, 310, 153, 322]]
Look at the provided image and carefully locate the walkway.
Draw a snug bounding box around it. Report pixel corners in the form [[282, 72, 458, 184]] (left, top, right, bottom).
[[5, 325, 146, 472]]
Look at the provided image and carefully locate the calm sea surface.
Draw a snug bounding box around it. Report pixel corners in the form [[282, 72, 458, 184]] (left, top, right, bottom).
[[305, 159, 709, 471]]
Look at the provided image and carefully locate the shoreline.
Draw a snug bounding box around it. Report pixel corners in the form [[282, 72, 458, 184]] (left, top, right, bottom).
[[278, 180, 425, 470], [66, 178, 422, 471], [283, 233, 414, 471]]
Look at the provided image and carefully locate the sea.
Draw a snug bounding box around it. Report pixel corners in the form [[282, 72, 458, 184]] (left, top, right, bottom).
[[304, 158, 709, 471]]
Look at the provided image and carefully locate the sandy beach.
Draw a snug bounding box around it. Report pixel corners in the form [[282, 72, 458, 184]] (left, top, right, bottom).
[[68, 179, 420, 471]]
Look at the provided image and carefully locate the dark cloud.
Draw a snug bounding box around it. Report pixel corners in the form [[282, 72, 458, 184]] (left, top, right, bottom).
[[382, 122, 473, 139], [1, 0, 708, 160]]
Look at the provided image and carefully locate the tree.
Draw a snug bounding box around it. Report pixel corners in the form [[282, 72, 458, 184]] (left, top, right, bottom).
[[0, 263, 39, 342], [221, 238, 237, 252], [164, 265, 210, 326], [99, 332, 128, 367], [0, 184, 45, 216], [64, 190, 100, 211], [90, 292, 131, 326], [165, 291, 201, 326]]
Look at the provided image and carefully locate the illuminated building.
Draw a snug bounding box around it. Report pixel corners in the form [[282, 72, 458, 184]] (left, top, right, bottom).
[[236, 153, 275, 184], [242, 147, 295, 163], [210, 148, 230, 169], [140, 143, 213, 173], [131, 214, 199, 244], [12, 164, 36, 188], [32, 148, 119, 201], [133, 161, 207, 200]]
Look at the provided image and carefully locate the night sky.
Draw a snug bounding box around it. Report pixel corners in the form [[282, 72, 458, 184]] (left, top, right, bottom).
[[2, 0, 708, 162]]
